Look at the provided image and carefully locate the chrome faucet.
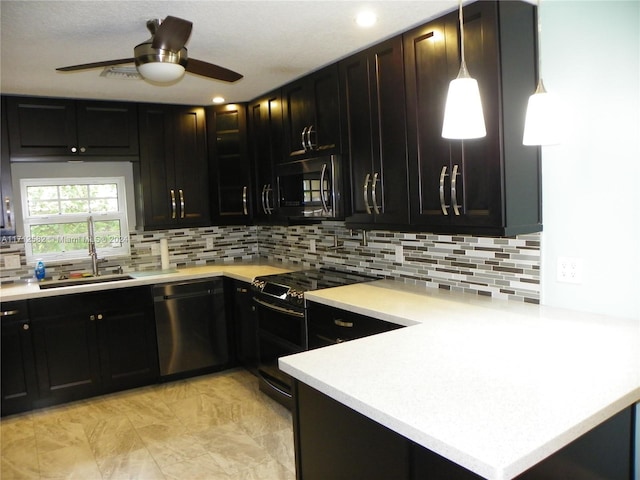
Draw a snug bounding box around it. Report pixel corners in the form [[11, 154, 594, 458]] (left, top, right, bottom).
[[87, 216, 102, 276]]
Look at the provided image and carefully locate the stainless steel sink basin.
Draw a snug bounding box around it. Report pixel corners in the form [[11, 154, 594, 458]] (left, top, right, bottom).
[[38, 274, 133, 289]]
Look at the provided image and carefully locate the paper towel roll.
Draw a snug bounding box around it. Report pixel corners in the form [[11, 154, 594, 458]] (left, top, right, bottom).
[[160, 238, 170, 270]]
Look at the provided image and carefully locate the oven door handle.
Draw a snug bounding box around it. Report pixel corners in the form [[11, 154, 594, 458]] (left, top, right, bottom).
[[253, 297, 305, 318]]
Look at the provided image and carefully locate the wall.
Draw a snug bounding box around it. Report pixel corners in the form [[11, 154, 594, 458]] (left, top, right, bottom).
[[540, 1, 640, 320]]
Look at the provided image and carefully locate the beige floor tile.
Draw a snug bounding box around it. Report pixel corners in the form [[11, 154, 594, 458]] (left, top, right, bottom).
[[0, 369, 296, 479], [38, 442, 102, 479]]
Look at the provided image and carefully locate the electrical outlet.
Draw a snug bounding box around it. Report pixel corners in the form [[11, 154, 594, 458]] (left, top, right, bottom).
[[150, 243, 160, 256], [206, 237, 214, 250], [309, 239, 316, 253], [557, 256, 583, 284], [395, 245, 404, 264], [4, 255, 21, 269]]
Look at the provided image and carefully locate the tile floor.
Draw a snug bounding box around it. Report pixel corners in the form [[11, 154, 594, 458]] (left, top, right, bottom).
[[0, 368, 296, 480]]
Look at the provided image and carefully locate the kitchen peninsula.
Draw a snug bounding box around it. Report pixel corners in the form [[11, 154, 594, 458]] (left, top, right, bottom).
[[281, 281, 639, 480]]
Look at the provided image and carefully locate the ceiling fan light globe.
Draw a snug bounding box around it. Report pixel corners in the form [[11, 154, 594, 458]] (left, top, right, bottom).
[[137, 62, 185, 82]]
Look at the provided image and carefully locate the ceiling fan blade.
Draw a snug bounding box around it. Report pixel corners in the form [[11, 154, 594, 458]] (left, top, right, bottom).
[[152, 16, 192, 52], [56, 58, 135, 72], [186, 58, 243, 82]]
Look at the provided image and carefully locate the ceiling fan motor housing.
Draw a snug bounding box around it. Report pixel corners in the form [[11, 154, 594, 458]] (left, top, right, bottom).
[[134, 41, 188, 82]]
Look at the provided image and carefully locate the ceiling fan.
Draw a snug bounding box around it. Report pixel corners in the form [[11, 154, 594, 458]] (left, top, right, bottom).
[[56, 16, 243, 84]]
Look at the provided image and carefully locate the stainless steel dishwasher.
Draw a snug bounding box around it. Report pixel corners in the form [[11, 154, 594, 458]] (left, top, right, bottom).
[[153, 279, 229, 378]]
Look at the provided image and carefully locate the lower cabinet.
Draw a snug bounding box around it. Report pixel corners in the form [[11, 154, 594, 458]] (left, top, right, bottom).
[[226, 278, 259, 375], [1, 300, 38, 416], [293, 381, 634, 480], [28, 286, 159, 409]]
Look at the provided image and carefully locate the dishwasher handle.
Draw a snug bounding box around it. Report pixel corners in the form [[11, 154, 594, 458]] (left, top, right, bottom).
[[153, 289, 213, 302]]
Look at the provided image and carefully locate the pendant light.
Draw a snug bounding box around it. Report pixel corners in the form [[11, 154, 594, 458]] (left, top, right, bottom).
[[523, 0, 560, 145], [442, 0, 486, 139]]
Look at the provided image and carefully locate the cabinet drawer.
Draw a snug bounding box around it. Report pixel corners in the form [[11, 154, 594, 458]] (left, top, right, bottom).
[[306, 301, 402, 348]]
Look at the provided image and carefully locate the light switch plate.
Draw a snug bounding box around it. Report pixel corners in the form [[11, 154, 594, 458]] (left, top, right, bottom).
[[4, 254, 21, 269], [395, 245, 404, 264], [309, 239, 316, 253], [206, 237, 214, 250]]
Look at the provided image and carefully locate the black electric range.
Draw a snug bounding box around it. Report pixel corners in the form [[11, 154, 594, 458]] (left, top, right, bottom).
[[251, 268, 377, 311], [250, 267, 377, 408]]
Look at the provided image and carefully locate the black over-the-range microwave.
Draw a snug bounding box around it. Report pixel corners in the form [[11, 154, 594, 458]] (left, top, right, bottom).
[[275, 155, 343, 220]]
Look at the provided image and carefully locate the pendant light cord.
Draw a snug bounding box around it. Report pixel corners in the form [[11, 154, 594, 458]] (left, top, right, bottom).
[[458, 0, 465, 64]]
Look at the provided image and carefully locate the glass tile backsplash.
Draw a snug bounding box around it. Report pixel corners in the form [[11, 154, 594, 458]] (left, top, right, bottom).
[[1, 222, 539, 303]]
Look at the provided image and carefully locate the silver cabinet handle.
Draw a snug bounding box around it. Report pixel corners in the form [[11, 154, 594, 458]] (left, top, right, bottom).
[[179, 189, 185, 219], [80, 147, 86, 153], [22, 323, 30, 331], [0, 310, 20, 317], [306, 125, 316, 150], [71, 146, 77, 153], [319, 163, 330, 215], [371, 172, 381, 215], [301, 126, 308, 151], [170, 189, 177, 219], [4, 196, 11, 229], [439, 166, 449, 216], [451, 164, 461, 216], [363, 173, 372, 214], [334, 319, 354, 328], [242, 186, 248, 216]]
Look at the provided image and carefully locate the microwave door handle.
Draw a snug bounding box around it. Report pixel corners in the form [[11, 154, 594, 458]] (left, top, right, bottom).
[[261, 184, 268, 214], [266, 184, 274, 214], [319, 163, 330, 215]]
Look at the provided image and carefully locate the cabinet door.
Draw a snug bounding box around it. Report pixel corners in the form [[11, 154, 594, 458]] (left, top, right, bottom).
[[30, 300, 101, 406], [96, 287, 158, 392], [294, 381, 410, 480], [172, 106, 210, 226], [282, 64, 341, 160], [1, 98, 15, 236], [249, 91, 281, 221], [229, 279, 259, 374], [76, 100, 139, 156], [6, 96, 77, 157], [404, 13, 461, 228], [138, 104, 176, 228], [342, 36, 409, 225], [1, 301, 38, 416], [208, 104, 251, 223]]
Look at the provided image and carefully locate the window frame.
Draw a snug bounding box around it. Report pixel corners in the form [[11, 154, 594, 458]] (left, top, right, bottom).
[[20, 176, 131, 264]]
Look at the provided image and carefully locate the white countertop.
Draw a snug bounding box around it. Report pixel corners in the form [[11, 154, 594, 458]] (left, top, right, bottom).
[[280, 280, 640, 480], [0, 263, 297, 301]]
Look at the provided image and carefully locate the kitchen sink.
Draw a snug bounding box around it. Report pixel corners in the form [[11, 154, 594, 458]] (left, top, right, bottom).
[[38, 274, 134, 289]]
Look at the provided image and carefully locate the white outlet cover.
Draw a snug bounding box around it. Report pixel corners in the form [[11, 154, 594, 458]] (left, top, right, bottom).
[[557, 256, 584, 284], [395, 245, 404, 264], [4, 254, 21, 269], [309, 239, 316, 253]]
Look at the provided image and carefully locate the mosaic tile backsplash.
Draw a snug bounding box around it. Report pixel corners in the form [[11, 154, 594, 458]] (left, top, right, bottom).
[[1, 222, 540, 303]]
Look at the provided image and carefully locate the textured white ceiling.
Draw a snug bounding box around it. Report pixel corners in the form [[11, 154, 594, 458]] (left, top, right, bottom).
[[0, 0, 457, 105]]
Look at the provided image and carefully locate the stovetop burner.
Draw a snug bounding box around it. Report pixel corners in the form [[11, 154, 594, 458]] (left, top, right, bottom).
[[251, 268, 377, 307]]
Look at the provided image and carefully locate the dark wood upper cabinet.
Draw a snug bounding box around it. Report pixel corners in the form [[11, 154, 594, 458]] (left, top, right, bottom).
[[341, 36, 410, 226], [207, 103, 252, 224], [281, 64, 341, 161], [5, 96, 139, 160], [404, 1, 542, 236], [137, 103, 210, 230], [1, 98, 15, 236], [248, 90, 283, 222]]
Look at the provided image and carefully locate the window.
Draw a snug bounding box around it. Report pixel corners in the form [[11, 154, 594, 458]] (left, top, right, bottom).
[[20, 177, 130, 263]]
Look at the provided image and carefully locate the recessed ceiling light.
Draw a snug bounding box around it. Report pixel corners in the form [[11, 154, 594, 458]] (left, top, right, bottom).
[[212, 96, 225, 104], [355, 10, 377, 28]]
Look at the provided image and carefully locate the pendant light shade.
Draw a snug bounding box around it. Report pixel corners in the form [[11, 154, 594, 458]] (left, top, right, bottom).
[[523, 0, 559, 146], [442, 0, 486, 140], [523, 79, 560, 145]]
